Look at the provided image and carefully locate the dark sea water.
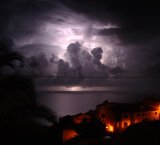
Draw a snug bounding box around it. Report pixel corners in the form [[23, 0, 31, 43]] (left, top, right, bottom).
[[36, 91, 154, 116], [35, 78, 160, 116]]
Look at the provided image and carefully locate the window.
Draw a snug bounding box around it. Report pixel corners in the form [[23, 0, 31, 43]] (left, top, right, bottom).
[[155, 112, 157, 115]]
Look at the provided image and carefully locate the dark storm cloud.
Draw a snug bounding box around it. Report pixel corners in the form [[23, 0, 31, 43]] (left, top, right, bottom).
[[1, 0, 160, 88], [58, 42, 126, 86], [62, 0, 160, 36], [0, 0, 55, 33], [0, 38, 156, 87], [91, 47, 103, 65], [0, 0, 63, 48], [0, 37, 15, 51], [65, 42, 110, 77], [19, 43, 62, 57], [62, 0, 160, 73], [66, 42, 81, 68], [18, 52, 49, 76], [10, 41, 125, 86]]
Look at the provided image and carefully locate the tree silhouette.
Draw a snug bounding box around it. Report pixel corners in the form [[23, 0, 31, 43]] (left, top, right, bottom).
[[75, 117, 106, 139], [0, 75, 62, 145], [0, 37, 62, 144], [0, 74, 57, 123], [112, 121, 160, 145], [0, 37, 56, 124], [0, 37, 23, 69]]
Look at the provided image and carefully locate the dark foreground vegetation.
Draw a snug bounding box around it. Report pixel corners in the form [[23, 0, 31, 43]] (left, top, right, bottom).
[[112, 121, 160, 145], [0, 75, 62, 145], [64, 121, 160, 145], [0, 38, 62, 145]]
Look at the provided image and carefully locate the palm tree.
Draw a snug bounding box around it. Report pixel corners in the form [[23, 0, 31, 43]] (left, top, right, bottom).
[[0, 74, 57, 124], [0, 74, 62, 144], [33, 105, 58, 124], [0, 38, 57, 124], [0, 37, 23, 69], [0, 38, 62, 144]]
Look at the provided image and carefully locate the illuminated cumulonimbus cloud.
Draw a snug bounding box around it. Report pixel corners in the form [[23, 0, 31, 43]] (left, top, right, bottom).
[[37, 6, 119, 62], [5, 1, 120, 68], [1, 1, 127, 80], [1, 0, 160, 78]]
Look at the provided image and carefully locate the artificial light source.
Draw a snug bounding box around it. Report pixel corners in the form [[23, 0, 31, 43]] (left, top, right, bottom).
[[106, 124, 114, 132]]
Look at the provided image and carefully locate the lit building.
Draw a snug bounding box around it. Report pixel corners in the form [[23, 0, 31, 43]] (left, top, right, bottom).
[[62, 97, 160, 140], [73, 113, 91, 124], [96, 97, 160, 132], [61, 111, 94, 141], [63, 129, 78, 142]]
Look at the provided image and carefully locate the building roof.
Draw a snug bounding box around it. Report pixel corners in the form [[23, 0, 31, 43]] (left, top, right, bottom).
[[97, 97, 160, 114]]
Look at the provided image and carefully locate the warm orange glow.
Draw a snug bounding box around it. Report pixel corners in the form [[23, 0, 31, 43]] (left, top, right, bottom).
[[122, 120, 130, 129], [157, 105, 160, 112], [63, 129, 78, 141], [106, 124, 114, 132], [73, 114, 90, 124]]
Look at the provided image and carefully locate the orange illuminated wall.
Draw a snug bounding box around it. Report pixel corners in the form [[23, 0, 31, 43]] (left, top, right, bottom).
[[63, 129, 78, 142], [73, 114, 90, 124], [120, 110, 160, 130], [96, 100, 160, 132]]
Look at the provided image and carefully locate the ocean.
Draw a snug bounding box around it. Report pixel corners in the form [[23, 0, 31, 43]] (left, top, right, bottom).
[[36, 91, 149, 117]]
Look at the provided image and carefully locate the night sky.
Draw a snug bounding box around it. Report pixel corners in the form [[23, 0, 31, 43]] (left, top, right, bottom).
[[1, 0, 160, 115]]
